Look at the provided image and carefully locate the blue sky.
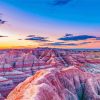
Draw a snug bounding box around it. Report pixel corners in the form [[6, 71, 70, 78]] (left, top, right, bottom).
[[2, 0, 100, 24], [0, 0, 100, 48]]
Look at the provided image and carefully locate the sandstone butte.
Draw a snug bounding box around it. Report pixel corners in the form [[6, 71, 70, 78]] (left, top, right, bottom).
[[7, 66, 100, 100]]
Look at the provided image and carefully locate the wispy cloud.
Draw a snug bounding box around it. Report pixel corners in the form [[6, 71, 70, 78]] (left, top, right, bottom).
[[18, 39, 22, 40], [59, 34, 100, 41], [0, 13, 7, 24], [49, 42, 77, 46], [44, 41, 93, 47], [0, 35, 8, 37], [25, 35, 49, 42], [52, 0, 72, 6], [79, 42, 92, 45], [0, 19, 6, 24]]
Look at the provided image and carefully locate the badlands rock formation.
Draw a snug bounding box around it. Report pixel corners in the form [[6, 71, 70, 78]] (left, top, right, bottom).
[[0, 63, 30, 84], [0, 76, 13, 97], [0, 48, 99, 99], [7, 66, 100, 100], [0, 93, 5, 100]]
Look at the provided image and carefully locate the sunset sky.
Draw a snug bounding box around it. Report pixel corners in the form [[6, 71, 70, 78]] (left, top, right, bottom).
[[0, 0, 100, 49]]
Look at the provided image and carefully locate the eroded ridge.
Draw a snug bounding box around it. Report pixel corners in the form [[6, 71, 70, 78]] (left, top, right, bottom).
[[7, 66, 100, 100]]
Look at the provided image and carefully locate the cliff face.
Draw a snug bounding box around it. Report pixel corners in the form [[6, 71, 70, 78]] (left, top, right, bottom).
[[7, 66, 100, 100]]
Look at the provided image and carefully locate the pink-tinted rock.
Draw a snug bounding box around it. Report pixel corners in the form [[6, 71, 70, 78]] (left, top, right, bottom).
[[0, 76, 14, 97], [0, 93, 5, 100], [0, 64, 30, 86], [6, 67, 100, 100], [0, 48, 99, 99]]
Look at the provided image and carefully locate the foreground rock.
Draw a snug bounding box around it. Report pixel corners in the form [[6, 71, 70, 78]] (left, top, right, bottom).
[[7, 66, 100, 100]]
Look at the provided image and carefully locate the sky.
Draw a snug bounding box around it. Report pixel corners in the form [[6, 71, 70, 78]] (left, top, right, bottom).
[[0, 0, 100, 49]]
